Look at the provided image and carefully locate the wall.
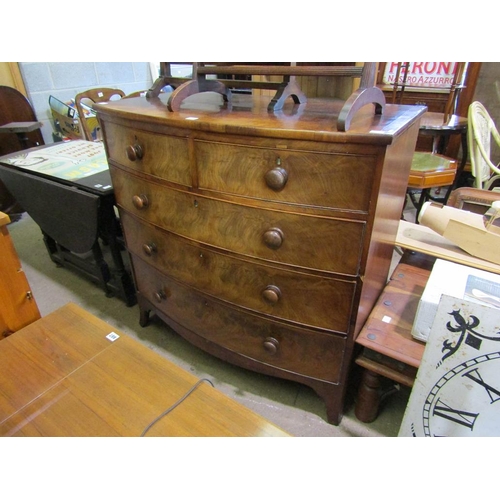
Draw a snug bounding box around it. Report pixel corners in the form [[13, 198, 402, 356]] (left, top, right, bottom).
[[18, 62, 155, 145]]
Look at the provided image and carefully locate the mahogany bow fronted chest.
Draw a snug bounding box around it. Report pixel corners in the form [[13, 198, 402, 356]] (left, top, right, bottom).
[[95, 93, 424, 424]]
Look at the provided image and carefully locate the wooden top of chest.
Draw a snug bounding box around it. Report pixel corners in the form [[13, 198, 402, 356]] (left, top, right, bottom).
[[95, 93, 426, 146]]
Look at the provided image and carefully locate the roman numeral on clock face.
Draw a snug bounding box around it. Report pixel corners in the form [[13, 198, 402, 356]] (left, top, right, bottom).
[[433, 398, 479, 430], [463, 368, 500, 404]]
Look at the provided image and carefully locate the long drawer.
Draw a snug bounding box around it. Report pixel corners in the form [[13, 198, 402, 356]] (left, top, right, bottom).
[[132, 256, 346, 384], [103, 122, 191, 186], [121, 211, 356, 333], [111, 167, 365, 276], [195, 140, 376, 212]]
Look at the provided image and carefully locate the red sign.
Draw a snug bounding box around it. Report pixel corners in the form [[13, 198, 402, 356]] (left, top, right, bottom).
[[383, 62, 460, 88]]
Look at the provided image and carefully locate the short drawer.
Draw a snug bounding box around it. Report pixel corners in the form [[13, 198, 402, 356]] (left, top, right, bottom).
[[103, 121, 191, 186], [195, 140, 376, 212], [122, 212, 356, 333], [132, 257, 346, 384], [112, 168, 365, 276]]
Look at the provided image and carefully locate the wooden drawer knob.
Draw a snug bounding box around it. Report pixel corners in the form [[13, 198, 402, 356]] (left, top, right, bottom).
[[265, 167, 288, 191], [126, 144, 144, 161], [262, 285, 281, 304], [154, 290, 166, 303], [132, 194, 149, 210], [263, 337, 279, 355], [142, 242, 157, 256], [263, 227, 284, 249]]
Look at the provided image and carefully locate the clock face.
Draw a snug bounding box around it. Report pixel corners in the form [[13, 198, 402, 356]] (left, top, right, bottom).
[[423, 352, 500, 437], [399, 294, 500, 437]]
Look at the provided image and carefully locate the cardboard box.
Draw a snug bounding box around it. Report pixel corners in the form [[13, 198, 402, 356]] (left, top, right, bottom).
[[412, 258, 500, 342], [49, 95, 100, 141]]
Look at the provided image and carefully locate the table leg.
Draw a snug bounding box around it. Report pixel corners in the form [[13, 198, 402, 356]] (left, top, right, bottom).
[[43, 229, 113, 297], [138, 295, 151, 327], [354, 368, 382, 423], [90, 240, 113, 297], [99, 198, 136, 307], [16, 132, 31, 150]]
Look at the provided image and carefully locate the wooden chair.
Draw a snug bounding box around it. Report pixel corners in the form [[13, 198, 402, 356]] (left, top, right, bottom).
[[468, 101, 500, 190], [75, 88, 125, 141], [0, 85, 44, 155], [124, 90, 147, 98], [0, 85, 44, 217], [148, 62, 386, 131], [448, 186, 500, 213]]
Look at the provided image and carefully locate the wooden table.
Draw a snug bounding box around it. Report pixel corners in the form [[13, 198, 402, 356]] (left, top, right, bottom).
[[407, 152, 458, 219], [354, 252, 432, 423], [0, 303, 289, 437], [0, 141, 136, 306], [419, 112, 467, 157]]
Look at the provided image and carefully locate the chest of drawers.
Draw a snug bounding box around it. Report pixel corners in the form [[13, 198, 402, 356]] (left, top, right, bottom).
[[96, 94, 424, 424]]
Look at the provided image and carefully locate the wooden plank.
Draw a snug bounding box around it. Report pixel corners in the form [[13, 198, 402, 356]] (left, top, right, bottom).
[[196, 65, 365, 77], [443, 219, 500, 266], [396, 220, 500, 274]]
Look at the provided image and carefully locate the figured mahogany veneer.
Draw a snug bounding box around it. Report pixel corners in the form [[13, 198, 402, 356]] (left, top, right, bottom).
[[95, 93, 425, 425]]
